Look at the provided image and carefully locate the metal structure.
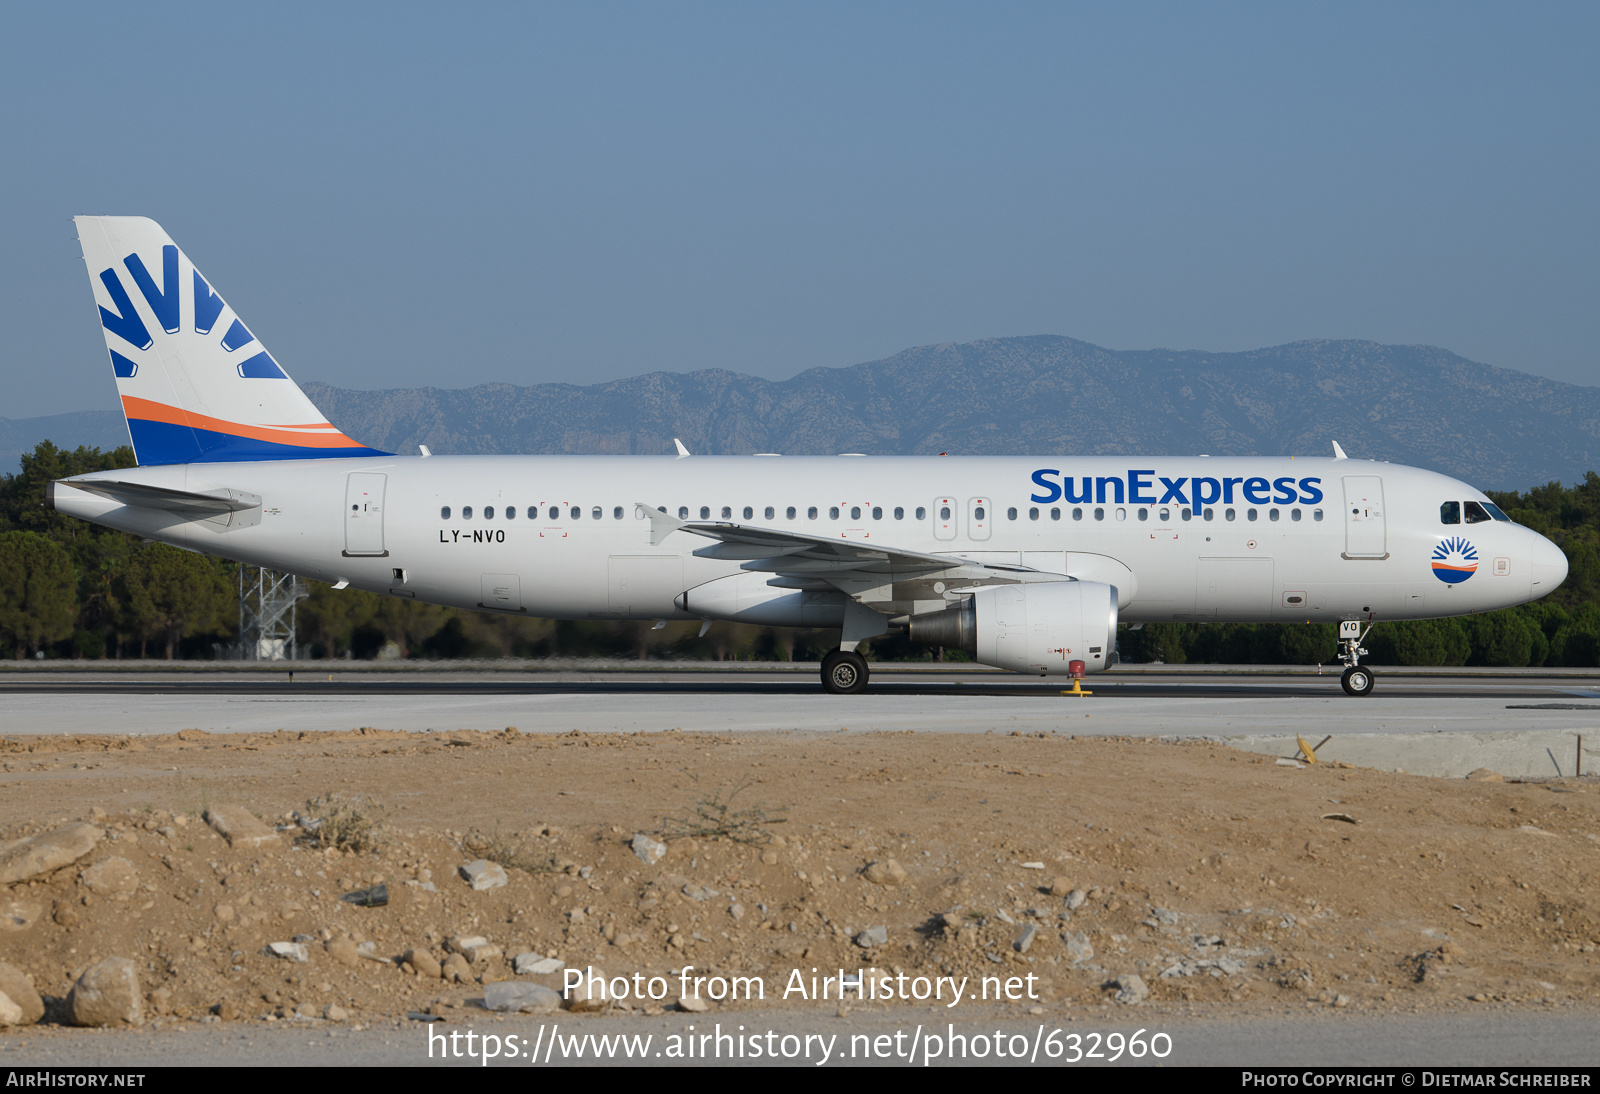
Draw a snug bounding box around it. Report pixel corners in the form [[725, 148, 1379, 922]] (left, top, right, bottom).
[[236, 566, 307, 661]]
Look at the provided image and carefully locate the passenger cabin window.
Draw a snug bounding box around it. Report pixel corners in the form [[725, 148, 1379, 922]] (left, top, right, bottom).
[[1440, 501, 1461, 525], [613, 506, 623, 519], [915, 507, 926, 520], [1202, 508, 1214, 521], [1136, 508, 1148, 521], [1115, 507, 1126, 521], [1072, 508, 1083, 521], [463, 506, 473, 519], [548, 506, 558, 520], [831, 507, 842, 520], [485, 506, 496, 519], [1029, 507, 1039, 521], [1464, 501, 1493, 525], [1225, 508, 1236, 521], [765, 506, 775, 519], [1313, 509, 1324, 521], [873, 507, 883, 520], [679, 506, 690, 519], [1247, 508, 1258, 521], [743, 506, 753, 520], [1180, 507, 1192, 521], [506, 506, 516, 519], [808, 507, 819, 519], [1291, 508, 1302, 521], [570, 506, 580, 519], [1159, 507, 1170, 521], [894, 507, 904, 520], [1050, 507, 1060, 520], [1269, 508, 1280, 521], [973, 506, 985, 521], [591, 507, 601, 520], [440, 506, 451, 519], [787, 507, 797, 519], [1094, 507, 1105, 521], [721, 506, 732, 519], [850, 506, 861, 520]]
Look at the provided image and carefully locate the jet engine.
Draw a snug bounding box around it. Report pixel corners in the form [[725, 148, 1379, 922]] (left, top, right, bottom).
[[907, 580, 1118, 674]]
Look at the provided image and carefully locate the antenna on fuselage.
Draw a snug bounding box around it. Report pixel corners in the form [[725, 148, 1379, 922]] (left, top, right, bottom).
[[1331, 441, 1349, 460]]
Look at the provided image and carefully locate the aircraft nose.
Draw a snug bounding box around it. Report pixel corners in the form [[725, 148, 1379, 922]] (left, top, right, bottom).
[[1529, 533, 1568, 600]]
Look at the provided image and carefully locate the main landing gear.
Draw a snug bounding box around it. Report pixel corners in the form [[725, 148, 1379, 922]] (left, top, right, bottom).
[[821, 648, 870, 695], [1337, 620, 1376, 697]]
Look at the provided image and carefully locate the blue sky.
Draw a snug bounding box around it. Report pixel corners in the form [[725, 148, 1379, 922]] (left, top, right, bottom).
[[2, 2, 1596, 417]]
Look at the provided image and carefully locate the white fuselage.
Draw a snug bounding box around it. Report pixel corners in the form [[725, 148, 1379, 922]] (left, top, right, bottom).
[[55, 454, 1567, 629]]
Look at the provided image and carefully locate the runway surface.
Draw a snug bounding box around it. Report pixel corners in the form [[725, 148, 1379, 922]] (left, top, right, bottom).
[[2, 667, 1597, 738]]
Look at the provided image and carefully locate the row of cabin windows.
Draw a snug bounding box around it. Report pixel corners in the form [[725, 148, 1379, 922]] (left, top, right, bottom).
[[1440, 500, 1511, 525], [439, 503, 1325, 524]]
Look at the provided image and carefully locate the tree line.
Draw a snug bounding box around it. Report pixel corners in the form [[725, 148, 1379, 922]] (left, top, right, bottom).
[[1, 440, 1596, 666]]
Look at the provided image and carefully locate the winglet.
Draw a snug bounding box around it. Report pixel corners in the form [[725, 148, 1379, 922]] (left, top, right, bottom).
[[634, 502, 687, 546], [673, 438, 691, 458], [1331, 441, 1348, 460]]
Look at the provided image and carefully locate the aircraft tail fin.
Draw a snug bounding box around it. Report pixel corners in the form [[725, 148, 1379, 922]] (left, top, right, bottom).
[[73, 216, 387, 465]]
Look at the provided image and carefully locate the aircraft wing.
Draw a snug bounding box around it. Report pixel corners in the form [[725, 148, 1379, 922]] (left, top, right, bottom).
[[634, 501, 1062, 638]]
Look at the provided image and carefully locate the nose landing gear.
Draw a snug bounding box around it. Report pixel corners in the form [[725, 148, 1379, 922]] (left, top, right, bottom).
[[1337, 620, 1376, 696]]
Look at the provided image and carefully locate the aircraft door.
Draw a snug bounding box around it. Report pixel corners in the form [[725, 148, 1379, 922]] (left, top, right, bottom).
[[344, 472, 387, 557], [932, 498, 957, 541], [1342, 476, 1387, 559], [967, 497, 992, 541]]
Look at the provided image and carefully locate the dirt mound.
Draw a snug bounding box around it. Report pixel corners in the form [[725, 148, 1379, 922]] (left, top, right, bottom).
[[0, 728, 1596, 1027]]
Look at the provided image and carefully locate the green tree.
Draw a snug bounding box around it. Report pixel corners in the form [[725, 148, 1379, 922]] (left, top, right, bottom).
[[117, 544, 232, 659], [0, 531, 77, 657]]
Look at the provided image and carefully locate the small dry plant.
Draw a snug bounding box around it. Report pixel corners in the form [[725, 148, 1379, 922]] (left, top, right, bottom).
[[662, 781, 788, 844], [462, 826, 562, 874], [299, 793, 385, 854]]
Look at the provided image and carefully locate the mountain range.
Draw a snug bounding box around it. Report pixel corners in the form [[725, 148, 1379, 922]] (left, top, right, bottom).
[[10, 337, 1598, 490]]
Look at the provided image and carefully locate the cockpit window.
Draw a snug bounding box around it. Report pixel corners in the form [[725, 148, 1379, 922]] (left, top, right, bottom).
[[1483, 502, 1513, 522], [1440, 501, 1460, 525], [1464, 501, 1493, 524]]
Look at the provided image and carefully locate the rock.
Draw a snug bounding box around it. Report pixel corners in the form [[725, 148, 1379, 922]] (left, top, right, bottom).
[[81, 857, 139, 898], [214, 1000, 238, 1021], [862, 860, 908, 887], [448, 934, 489, 954], [325, 1004, 350, 1021], [855, 925, 888, 948], [760, 850, 779, 865], [730, 903, 745, 921], [405, 948, 442, 979], [514, 954, 564, 976], [631, 834, 666, 865], [1014, 924, 1039, 953], [67, 957, 143, 1027], [677, 995, 709, 1013], [266, 942, 309, 963], [0, 963, 43, 1026], [1148, 906, 1182, 926], [1065, 888, 1088, 911], [683, 884, 719, 902], [0, 897, 43, 932], [1465, 768, 1504, 782], [1111, 974, 1148, 1005], [1048, 877, 1074, 897], [1331, 994, 1352, 1008], [460, 860, 508, 891], [483, 981, 562, 1013], [464, 941, 502, 964], [52, 900, 80, 928], [442, 953, 474, 983], [213, 902, 235, 923], [325, 938, 360, 967], [0, 822, 103, 885], [1063, 931, 1094, 964], [0, 993, 22, 1027], [204, 806, 278, 850], [564, 966, 610, 1012], [340, 884, 388, 907]]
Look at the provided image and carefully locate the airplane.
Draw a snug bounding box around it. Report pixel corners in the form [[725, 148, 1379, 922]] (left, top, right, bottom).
[[48, 217, 1570, 696]]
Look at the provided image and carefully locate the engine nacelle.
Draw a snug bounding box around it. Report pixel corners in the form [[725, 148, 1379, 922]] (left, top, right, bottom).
[[907, 580, 1118, 675]]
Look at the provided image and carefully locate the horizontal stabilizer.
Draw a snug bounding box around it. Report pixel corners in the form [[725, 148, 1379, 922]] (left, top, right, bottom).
[[55, 479, 261, 515]]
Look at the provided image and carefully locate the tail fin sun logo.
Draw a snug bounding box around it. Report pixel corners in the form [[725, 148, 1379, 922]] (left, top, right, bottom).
[[1431, 536, 1479, 584]]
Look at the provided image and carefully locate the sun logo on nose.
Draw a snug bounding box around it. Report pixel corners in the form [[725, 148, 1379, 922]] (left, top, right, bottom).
[[1431, 535, 1479, 584]]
